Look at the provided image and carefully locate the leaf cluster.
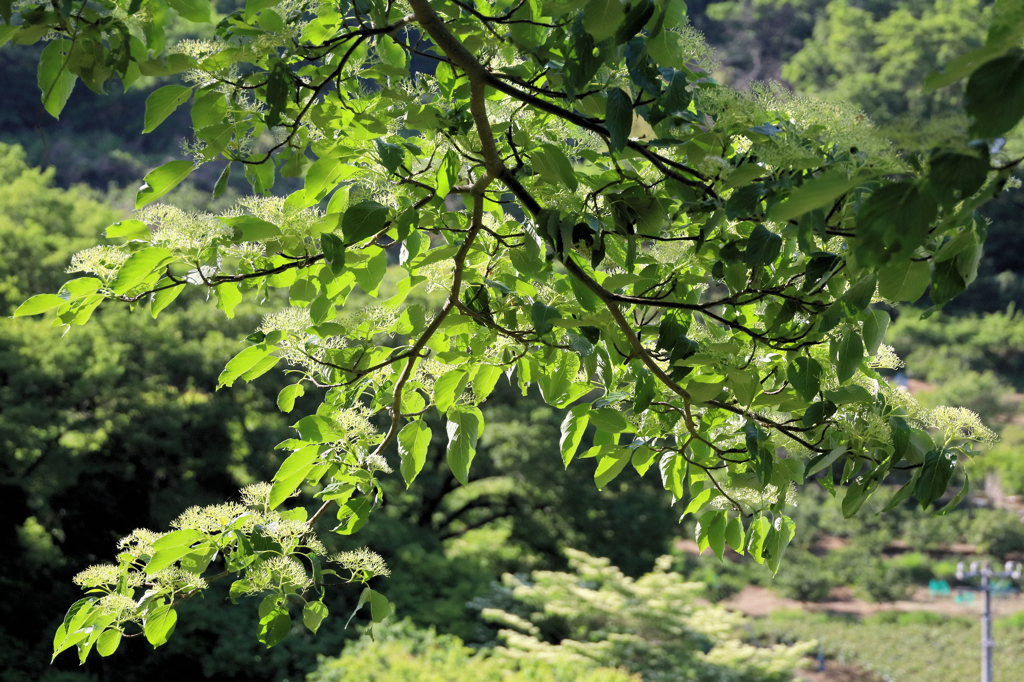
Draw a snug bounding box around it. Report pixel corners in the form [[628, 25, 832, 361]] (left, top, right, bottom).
[[4, 0, 1023, 659]]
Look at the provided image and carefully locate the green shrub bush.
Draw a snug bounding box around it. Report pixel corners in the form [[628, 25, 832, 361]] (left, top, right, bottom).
[[851, 557, 916, 603], [308, 619, 637, 682], [885, 552, 935, 584], [477, 550, 815, 682], [996, 612, 1024, 630], [971, 510, 1024, 559], [864, 611, 951, 627], [772, 554, 833, 602]]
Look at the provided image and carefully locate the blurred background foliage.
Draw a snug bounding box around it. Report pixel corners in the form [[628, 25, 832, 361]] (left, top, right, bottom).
[[4, 0, 1024, 681]]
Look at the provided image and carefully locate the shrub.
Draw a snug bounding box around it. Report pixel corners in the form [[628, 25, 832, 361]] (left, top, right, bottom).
[[980, 425, 1024, 496], [852, 557, 915, 603], [865, 611, 949, 627], [478, 550, 814, 682], [672, 551, 765, 603], [885, 552, 935, 584], [308, 619, 637, 682], [996, 612, 1024, 630], [970, 509, 1024, 559], [772, 554, 833, 602]]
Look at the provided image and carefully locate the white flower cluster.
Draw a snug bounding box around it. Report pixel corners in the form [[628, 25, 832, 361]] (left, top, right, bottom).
[[927, 406, 998, 446], [709, 482, 797, 510], [138, 204, 231, 254], [247, 556, 313, 591], [867, 344, 904, 369], [331, 547, 391, 578], [66, 246, 130, 281]]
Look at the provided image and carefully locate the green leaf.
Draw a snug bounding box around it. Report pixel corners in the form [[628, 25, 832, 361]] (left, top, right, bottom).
[[168, 0, 212, 23], [744, 224, 782, 266], [838, 274, 876, 315], [110, 247, 175, 295], [53, 599, 97, 660], [682, 487, 715, 519], [594, 446, 632, 489], [725, 516, 745, 555], [842, 475, 878, 518], [582, 0, 623, 41], [144, 604, 177, 647], [855, 182, 938, 265], [0, 25, 18, 48], [935, 473, 969, 516], [294, 415, 345, 442], [746, 516, 771, 564], [862, 309, 890, 356], [269, 444, 320, 509], [321, 233, 346, 270], [924, 45, 1003, 92], [614, 0, 654, 44], [659, 452, 686, 500], [763, 515, 795, 574], [218, 345, 275, 388], [531, 301, 562, 335], [151, 284, 185, 318], [915, 449, 956, 509], [446, 406, 481, 485], [605, 88, 633, 153], [965, 49, 1024, 138], [229, 579, 251, 604], [435, 150, 460, 198], [560, 404, 590, 467], [38, 39, 77, 118], [334, 496, 372, 535], [146, 529, 204, 574], [538, 352, 583, 407], [143, 85, 192, 133], [434, 369, 469, 414], [881, 472, 920, 512], [631, 445, 658, 476], [700, 510, 727, 561], [14, 294, 66, 317], [877, 259, 931, 302], [684, 377, 726, 402], [471, 364, 502, 402], [726, 184, 763, 220], [96, 629, 122, 657], [368, 589, 393, 623], [215, 284, 242, 318], [221, 215, 282, 242], [258, 611, 291, 648], [794, 397, 830, 435], [533, 143, 579, 191], [398, 420, 431, 488], [104, 220, 151, 239], [375, 139, 405, 173], [277, 383, 305, 413], [377, 35, 408, 69], [192, 90, 227, 129], [304, 157, 349, 200], [213, 162, 232, 199], [787, 357, 822, 401], [767, 171, 867, 222], [136, 160, 195, 209], [343, 201, 390, 244], [929, 151, 991, 208], [834, 328, 864, 384], [302, 601, 329, 634], [589, 407, 630, 433]]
